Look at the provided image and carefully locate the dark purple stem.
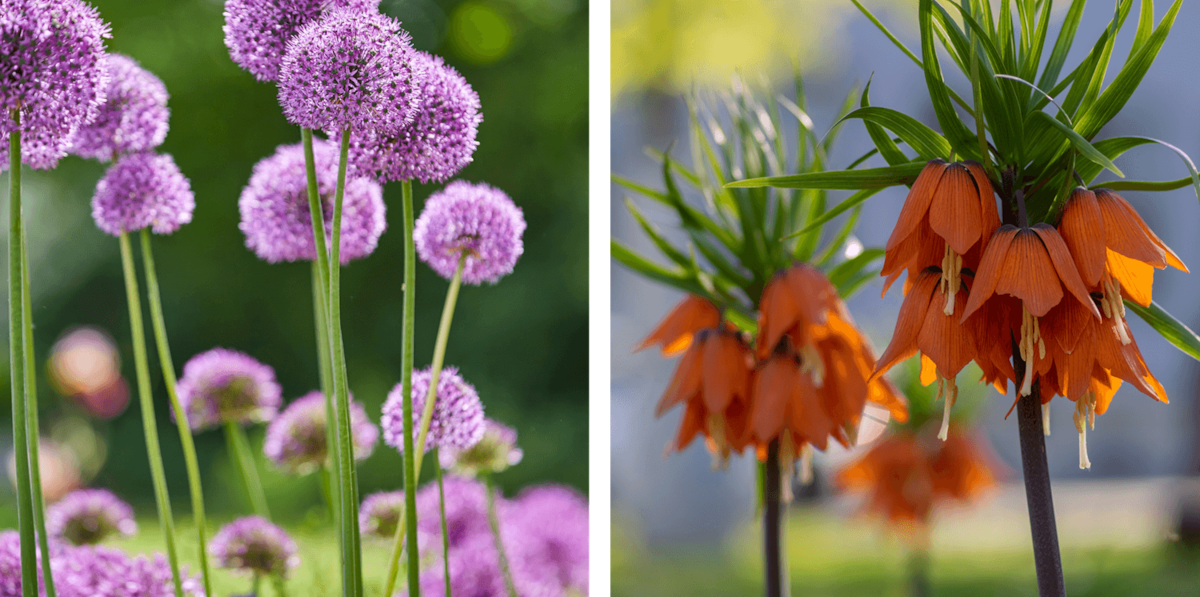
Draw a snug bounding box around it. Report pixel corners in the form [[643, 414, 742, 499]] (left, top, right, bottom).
[[763, 440, 788, 597]]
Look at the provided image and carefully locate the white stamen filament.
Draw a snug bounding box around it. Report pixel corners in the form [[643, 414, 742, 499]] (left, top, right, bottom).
[[937, 376, 958, 441], [1074, 395, 1096, 470], [1018, 307, 1043, 396], [780, 433, 797, 503], [1102, 273, 1131, 345], [940, 244, 963, 315], [799, 443, 814, 485], [1042, 403, 1051, 436], [707, 414, 730, 470], [799, 343, 825, 388]]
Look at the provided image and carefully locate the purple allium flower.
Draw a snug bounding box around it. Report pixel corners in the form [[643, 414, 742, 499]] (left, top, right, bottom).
[[414, 475, 495, 551], [238, 139, 386, 264], [359, 490, 405, 539], [509, 485, 589, 593], [46, 488, 137, 545], [119, 551, 206, 597], [175, 348, 282, 431], [263, 390, 378, 475], [439, 419, 523, 477], [210, 516, 299, 579], [346, 52, 481, 184], [70, 54, 169, 162], [277, 8, 424, 134], [418, 530, 564, 597], [0, 0, 110, 171], [381, 366, 486, 455], [90, 152, 195, 237], [223, 0, 380, 83], [414, 181, 526, 285]]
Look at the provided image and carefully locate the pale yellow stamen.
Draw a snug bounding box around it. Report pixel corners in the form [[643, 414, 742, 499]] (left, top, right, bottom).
[[706, 413, 730, 470], [1042, 403, 1051, 437], [799, 343, 825, 388], [1073, 394, 1097, 470], [798, 443, 814, 486], [936, 375, 958, 441], [1018, 307, 1045, 396], [940, 244, 963, 315], [1102, 273, 1131, 345]]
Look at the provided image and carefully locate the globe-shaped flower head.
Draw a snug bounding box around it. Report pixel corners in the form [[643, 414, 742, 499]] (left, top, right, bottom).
[[277, 8, 425, 134], [381, 366, 485, 455], [263, 390, 379, 475], [223, 0, 380, 83], [90, 152, 195, 236], [358, 490, 405, 539], [509, 485, 590, 593], [71, 54, 169, 161], [414, 181, 526, 285], [210, 516, 299, 579], [46, 488, 137, 545], [0, 0, 110, 170], [439, 418, 523, 477], [239, 139, 386, 264], [347, 51, 482, 184], [175, 348, 282, 431]]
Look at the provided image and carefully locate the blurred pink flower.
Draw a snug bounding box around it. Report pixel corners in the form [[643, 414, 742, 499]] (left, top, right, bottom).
[[48, 326, 129, 419], [8, 440, 83, 503]]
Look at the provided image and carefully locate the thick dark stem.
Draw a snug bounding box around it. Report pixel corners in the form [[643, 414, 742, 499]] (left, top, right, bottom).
[[1016, 380, 1066, 597], [763, 440, 787, 597], [907, 548, 931, 597]]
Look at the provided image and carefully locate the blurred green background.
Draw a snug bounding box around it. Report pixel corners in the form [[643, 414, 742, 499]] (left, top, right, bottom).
[[0, 0, 587, 528]]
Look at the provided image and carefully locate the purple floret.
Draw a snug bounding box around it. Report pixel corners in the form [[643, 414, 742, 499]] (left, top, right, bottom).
[[46, 488, 137, 545], [90, 152, 195, 236], [277, 8, 424, 135], [263, 390, 379, 475], [346, 51, 481, 184], [359, 490, 405, 539], [238, 139, 386, 264], [70, 54, 169, 162], [175, 348, 282, 431], [0, 0, 111, 170], [210, 516, 299, 579], [414, 181, 526, 285], [381, 366, 486, 456], [223, 0, 380, 83]]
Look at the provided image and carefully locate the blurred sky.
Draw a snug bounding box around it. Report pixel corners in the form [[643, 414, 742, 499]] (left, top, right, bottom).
[[612, 0, 1200, 544]]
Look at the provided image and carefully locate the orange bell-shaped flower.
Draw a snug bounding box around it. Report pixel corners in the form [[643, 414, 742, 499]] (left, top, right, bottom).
[[636, 294, 721, 356]]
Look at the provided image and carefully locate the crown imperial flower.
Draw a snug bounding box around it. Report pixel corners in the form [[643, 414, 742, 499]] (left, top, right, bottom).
[[70, 54, 169, 162], [90, 152, 194, 237], [414, 181, 526, 285]]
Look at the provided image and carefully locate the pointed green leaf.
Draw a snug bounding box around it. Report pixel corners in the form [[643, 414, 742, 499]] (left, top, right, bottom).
[[827, 249, 885, 289], [729, 162, 926, 190], [1126, 300, 1200, 362], [1031, 111, 1123, 177], [623, 197, 693, 271], [920, 0, 977, 152], [1089, 136, 1200, 203], [612, 241, 704, 295], [786, 188, 885, 239], [839, 106, 951, 160], [1036, 0, 1086, 94]]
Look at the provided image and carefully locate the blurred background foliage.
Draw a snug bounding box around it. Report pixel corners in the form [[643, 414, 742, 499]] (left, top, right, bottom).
[[0, 0, 588, 527]]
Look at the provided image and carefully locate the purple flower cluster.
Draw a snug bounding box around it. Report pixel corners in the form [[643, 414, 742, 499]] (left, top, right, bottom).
[[46, 488, 137, 545], [439, 418, 524, 477], [263, 390, 379, 474], [0, 0, 110, 170], [414, 476, 494, 551], [359, 490, 405, 539], [223, 0, 380, 83], [381, 366, 486, 455], [90, 152, 195, 237], [210, 516, 299, 579], [277, 8, 424, 134], [238, 139, 386, 264], [414, 181, 526, 285], [175, 348, 282, 431], [70, 54, 169, 162], [507, 485, 590, 593], [346, 52, 481, 184]]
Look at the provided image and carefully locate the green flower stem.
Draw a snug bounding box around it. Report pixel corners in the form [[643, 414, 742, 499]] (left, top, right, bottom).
[[312, 261, 338, 527], [22, 225, 56, 597], [224, 422, 271, 519], [251, 574, 260, 597], [327, 129, 363, 596], [119, 231, 185, 597], [434, 448, 452, 597], [140, 229, 213, 597], [273, 575, 288, 597], [319, 465, 337, 522], [484, 474, 517, 597], [413, 253, 466, 466]]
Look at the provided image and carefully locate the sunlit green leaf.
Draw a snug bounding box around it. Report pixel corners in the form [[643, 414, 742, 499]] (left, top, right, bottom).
[[786, 188, 885, 239], [827, 249, 884, 289], [1126, 300, 1200, 362], [1031, 111, 1123, 177], [729, 162, 925, 190], [623, 197, 692, 271], [839, 106, 951, 160]]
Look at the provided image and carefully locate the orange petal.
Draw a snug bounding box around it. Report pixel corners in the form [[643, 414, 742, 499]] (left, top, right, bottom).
[[873, 272, 939, 378], [994, 228, 1063, 317], [1032, 224, 1099, 319], [964, 161, 1001, 251], [757, 273, 797, 360], [656, 340, 705, 417], [886, 160, 947, 253], [1094, 189, 1167, 268], [750, 358, 794, 442], [961, 225, 1018, 321], [788, 369, 831, 451], [919, 354, 938, 386], [636, 295, 720, 356], [701, 332, 750, 413], [671, 399, 706, 452], [1107, 249, 1155, 307], [917, 287, 976, 378], [929, 164, 983, 255], [1058, 188, 1106, 287]]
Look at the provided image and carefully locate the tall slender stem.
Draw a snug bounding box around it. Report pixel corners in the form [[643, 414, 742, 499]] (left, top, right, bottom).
[[763, 440, 787, 597], [1016, 380, 1065, 596], [434, 448, 452, 597], [907, 547, 931, 597], [327, 129, 362, 596], [21, 225, 55, 597], [312, 261, 339, 529], [119, 231, 184, 597], [141, 230, 212, 596], [399, 178, 421, 597], [413, 255, 466, 466], [484, 474, 517, 597], [224, 422, 271, 519]]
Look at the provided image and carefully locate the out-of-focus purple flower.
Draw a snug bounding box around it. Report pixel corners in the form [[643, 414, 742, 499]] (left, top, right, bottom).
[[175, 348, 282, 431], [381, 366, 485, 456], [414, 181, 525, 285], [238, 139, 386, 264], [223, 0, 380, 83], [414, 475, 495, 552], [509, 485, 589, 593], [90, 152, 195, 237], [359, 490, 405, 539], [70, 54, 169, 162], [439, 418, 523, 477], [346, 52, 481, 184], [0, 0, 110, 171], [46, 488, 137, 545], [210, 516, 299, 579], [417, 529, 564, 597], [264, 390, 378, 475], [277, 8, 424, 134]]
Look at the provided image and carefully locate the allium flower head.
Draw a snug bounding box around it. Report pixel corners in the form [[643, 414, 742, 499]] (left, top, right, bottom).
[[264, 390, 378, 474], [509, 485, 589, 593], [175, 348, 282, 431], [359, 490, 405, 539], [277, 8, 424, 134], [414, 475, 494, 550], [381, 366, 485, 455], [439, 418, 523, 476], [70, 54, 169, 161], [0, 0, 110, 170], [90, 152, 195, 237], [239, 139, 386, 264], [210, 516, 299, 579], [420, 529, 563, 597], [414, 181, 526, 285], [47, 488, 137, 545], [346, 51, 481, 184], [223, 0, 380, 83]]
